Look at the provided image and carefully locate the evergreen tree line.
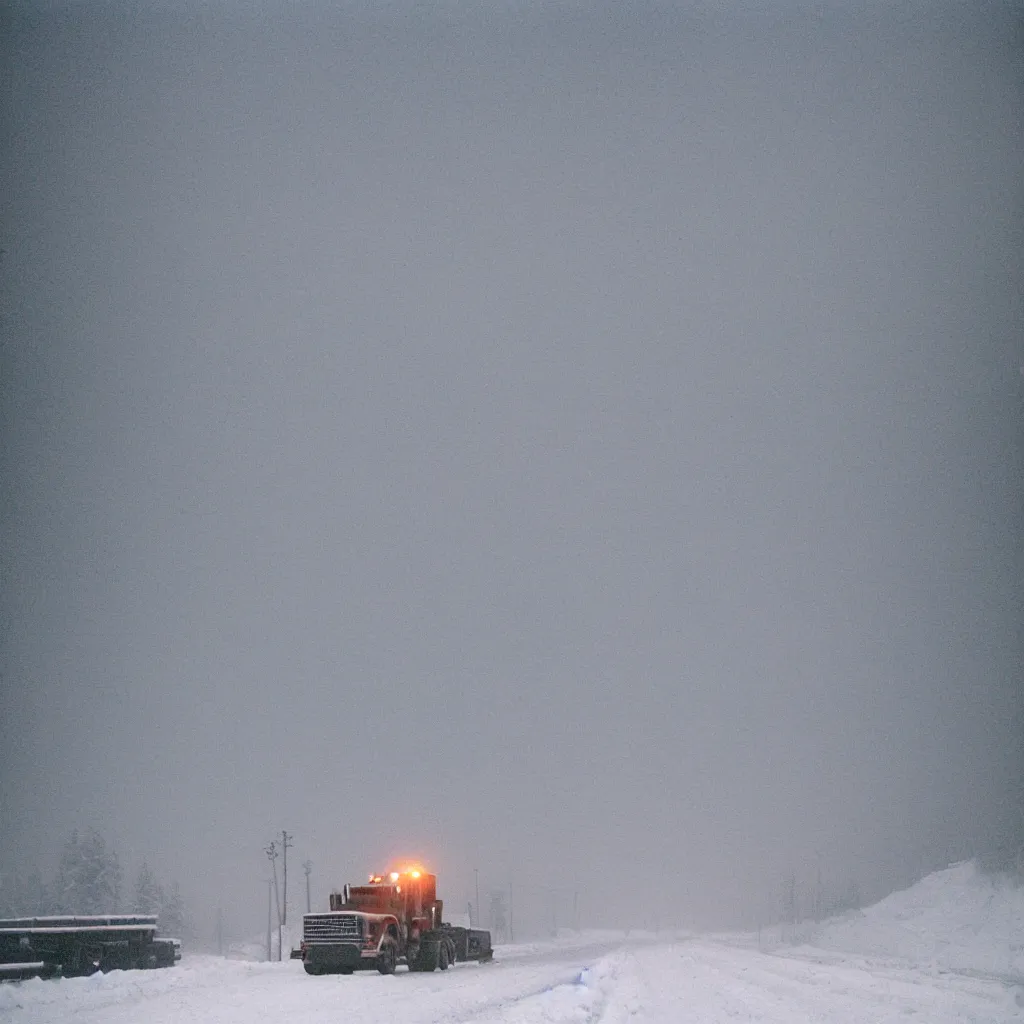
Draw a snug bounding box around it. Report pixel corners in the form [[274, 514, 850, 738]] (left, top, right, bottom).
[[0, 829, 190, 941], [779, 871, 863, 927]]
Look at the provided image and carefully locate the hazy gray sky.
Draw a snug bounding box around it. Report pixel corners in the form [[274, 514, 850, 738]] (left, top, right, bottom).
[[1, 0, 1021, 940]]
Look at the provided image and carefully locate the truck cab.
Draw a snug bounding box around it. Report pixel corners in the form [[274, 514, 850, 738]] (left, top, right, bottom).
[[298, 869, 451, 975]]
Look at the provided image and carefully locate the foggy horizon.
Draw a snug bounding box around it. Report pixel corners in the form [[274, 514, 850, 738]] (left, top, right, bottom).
[[1, 0, 1021, 944]]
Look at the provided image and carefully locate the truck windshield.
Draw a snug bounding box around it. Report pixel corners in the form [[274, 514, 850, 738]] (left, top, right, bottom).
[[345, 887, 394, 910]]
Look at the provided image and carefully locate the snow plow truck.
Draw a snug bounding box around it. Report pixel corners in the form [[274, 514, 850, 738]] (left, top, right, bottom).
[[293, 868, 492, 975]]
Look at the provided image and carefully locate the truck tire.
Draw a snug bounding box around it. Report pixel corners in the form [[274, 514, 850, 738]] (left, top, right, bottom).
[[438, 941, 450, 971], [413, 941, 439, 972], [376, 939, 397, 975], [303, 964, 324, 976]]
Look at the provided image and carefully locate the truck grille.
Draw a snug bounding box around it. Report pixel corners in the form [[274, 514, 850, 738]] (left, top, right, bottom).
[[303, 914, 361, 943]]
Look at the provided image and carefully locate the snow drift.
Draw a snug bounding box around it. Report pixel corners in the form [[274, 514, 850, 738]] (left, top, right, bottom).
[[789, 861, 1024, 981]]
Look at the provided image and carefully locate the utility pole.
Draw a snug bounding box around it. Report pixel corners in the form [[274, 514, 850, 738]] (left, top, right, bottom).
[[266, 841, 281, 960], [474, 869, 480, 930], [266, 879, 273, 962], [303, 860, 312, 914], [815, 852, 823, 923], [282, 831, 293, 926]]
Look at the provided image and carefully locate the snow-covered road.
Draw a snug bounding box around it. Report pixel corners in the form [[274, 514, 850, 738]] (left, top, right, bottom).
[[2, 935, 1021, 1024]]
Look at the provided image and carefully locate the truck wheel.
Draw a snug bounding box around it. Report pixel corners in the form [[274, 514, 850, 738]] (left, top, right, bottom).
[[438, 941, 450, 971], [303, 964, 324, 976], [376, 940, 397, 975]]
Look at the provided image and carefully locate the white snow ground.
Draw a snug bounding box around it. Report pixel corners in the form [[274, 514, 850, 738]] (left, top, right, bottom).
[[2, 863, 1022, 1023]]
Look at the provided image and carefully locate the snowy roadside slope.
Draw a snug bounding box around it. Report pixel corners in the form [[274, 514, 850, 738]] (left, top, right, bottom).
[[735, 861, 1024, 983], [803, 862, 1024, 980]]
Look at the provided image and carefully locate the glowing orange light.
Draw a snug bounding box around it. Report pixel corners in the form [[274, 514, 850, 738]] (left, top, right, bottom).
[[389, 872, 400, 882], [411, 870, 421, 879]]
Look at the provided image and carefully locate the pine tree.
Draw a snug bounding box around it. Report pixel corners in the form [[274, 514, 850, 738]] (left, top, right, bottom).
[[133, 861, 165, 916], [0, 871, 22, 917], [160, 881, 189, 941], [25, 869, 51, 915], [0, 869, 52, 916], [55, 829, 123, 914], [54, 830, 82, 912], [782, 872, 798, 927], [488, 891, 508, 942]]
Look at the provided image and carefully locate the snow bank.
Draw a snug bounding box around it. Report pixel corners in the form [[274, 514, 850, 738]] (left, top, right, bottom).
[[811, 862, 1024, 979], [754, 861, 1024, 982], [494, 928, 655, 962], [227, 923, 303, 962], [0, 955, 270, 1017]]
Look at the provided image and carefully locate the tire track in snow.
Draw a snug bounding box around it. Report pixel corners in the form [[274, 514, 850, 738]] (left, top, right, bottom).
[[444, 950, 629, 1024], [677, 941, 1021, 1023]]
